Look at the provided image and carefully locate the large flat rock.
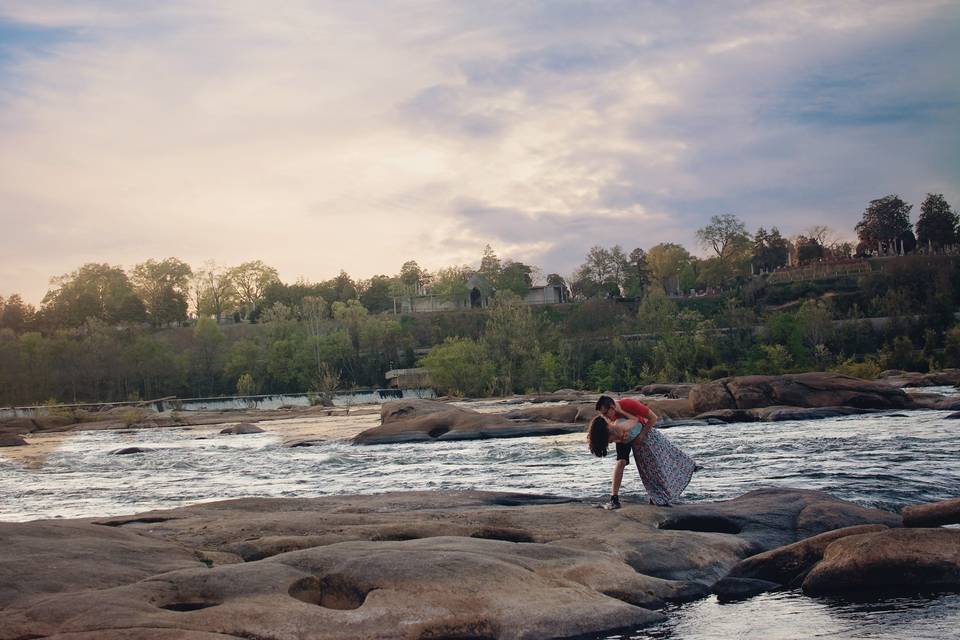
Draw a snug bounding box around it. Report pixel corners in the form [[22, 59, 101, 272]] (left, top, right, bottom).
[[0, 488, 902, 640], [689, 372, 913, 414], [802, 528, 960, 595]]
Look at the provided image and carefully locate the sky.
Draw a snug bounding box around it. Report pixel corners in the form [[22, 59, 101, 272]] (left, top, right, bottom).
[[1, 1, 958, 304]]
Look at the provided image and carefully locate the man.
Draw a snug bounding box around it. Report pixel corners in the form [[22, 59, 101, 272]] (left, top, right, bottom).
[[595, 395, 658, 510]]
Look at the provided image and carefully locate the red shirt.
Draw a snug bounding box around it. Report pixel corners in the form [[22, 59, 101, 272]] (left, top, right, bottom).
[[618, 398, 652, 423]]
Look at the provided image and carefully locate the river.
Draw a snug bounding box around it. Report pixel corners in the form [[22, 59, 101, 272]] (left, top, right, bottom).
[[2, 401, 958, 639]]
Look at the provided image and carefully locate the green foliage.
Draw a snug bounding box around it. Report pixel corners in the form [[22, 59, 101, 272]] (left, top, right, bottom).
[[43, 263, 146, 328], [833, 356, 882, 379], [235, 373, 258, 396], [856, 195, 915, 251], [752, 344, 794, 374], [482, 293, 541, 394], [916, 193, 957, 249], [422, 337, 494, 397], [585, 359, 614, 391]]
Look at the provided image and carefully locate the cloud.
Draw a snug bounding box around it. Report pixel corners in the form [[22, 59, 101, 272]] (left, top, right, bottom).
[[0, 0, 958, 300]]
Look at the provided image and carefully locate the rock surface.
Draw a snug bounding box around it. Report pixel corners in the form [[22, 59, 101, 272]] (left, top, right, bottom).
[[0, 488, 901, 640], [902, 497, 960, 527], [878, 369, 960, 388], [689, 372, 912, 414], [725, 524, 890, 587], [802, 528, 960, 595], [355, 399, 590, 445], [0, 434, 27, 447], [711, 577, 782, 601], [110, 446, 151, 455], [219, 422, 265, 435]]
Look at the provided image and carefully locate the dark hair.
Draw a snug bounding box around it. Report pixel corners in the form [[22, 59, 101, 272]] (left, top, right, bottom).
[[595, 395, 615, 412], [587, 415, 609, 457]]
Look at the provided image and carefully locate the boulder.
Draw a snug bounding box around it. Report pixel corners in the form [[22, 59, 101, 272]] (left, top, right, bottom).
[[711, 577, 781, 601], [219, 423, 265, 435], [357, 399, 586, 445], [689, 373, 912, 414], [0, 417, 38, 436], [802, 528, 960, 595], [110, 447, 151, 455], [640, 383, 695, 399], [878, 368, 960, 388], [902, 497, 960, 527], [0, 434, 27, 447], [725, 524, 889, 587]]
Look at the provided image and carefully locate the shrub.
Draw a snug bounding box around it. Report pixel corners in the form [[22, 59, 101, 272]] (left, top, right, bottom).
[[833, 356, 882, 379]]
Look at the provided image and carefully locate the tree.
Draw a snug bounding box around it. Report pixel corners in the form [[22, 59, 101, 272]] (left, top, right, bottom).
[[432, 266, 472, 303], [495, 261, 534, 297], [571, 246, 620, 298], [193, 262, 236, 322], [795, 235, 825, 265], [647, 243, 693, 294], [478, 245, 502, 281], [0, 294, 36, 333], [358, 275, 394, 313], [42, 263, 145, 328], [855, 195, 915, 253], [131, 258, 192, 327], [421, 337, 494, 397], [751, 227, 789, 273], [191, 317, 225, 394], [916, 193, 957, 250], [623, 248, 651, 297], [696, 214, 751, 265], [229, 261, 279, 317], [482, 293, 541, 394]]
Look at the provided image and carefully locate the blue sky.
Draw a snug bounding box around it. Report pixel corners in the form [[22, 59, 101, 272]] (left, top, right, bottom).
[[1, 1, 958, 302]]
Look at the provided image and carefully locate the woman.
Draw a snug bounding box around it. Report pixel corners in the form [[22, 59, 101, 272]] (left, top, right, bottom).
[[588, 396, 696, 507]]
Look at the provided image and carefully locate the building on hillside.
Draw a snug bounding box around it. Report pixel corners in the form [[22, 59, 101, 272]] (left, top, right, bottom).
[[392, 275, 567, 314]]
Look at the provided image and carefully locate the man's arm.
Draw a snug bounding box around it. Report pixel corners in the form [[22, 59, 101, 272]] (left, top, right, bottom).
[[633, 409, 659, 444]]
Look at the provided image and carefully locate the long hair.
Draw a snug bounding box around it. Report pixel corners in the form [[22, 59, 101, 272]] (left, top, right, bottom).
[[587, 415, 609, 458]]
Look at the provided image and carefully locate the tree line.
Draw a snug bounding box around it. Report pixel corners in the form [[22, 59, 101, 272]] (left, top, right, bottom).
[[1, 192, 956, 405]]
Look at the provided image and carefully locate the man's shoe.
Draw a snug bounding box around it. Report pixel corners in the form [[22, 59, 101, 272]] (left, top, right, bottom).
[[603, 496, 621, 510]]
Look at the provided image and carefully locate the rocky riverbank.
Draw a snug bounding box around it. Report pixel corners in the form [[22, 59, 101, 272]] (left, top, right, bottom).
[[4, 488, 957, 640]]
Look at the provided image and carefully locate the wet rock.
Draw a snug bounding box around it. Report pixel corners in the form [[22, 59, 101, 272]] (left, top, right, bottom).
[[219, 423, 265, 435], [802, 528, 960, 595], [0, 434, 27, 447], [878, 369, 960, 388], [690, 373, 912, 414], [640, 383, 695, 399], [0, 487, 900, 640], [725, 524, 889, 587], [711, 576, 781, 601], [110, 447, 151, 455], [902, 498, 960, 527], [356, 399, 585, 445], [946, 411, 960, 419], [693, 409, 758, 423]]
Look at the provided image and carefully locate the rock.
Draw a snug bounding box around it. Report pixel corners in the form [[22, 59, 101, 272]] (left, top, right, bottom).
[[752, 406, 877, 422], [502, 403, 594, 423], [0, 488, 901, 640], [32, 415, 77, 430], [0, 520, 204, 609], [356, 399, 586, 445], [878, 368, 960, 388], [802, 528, 960, 595], [694, 409, 758, 423], [0, 434, 27, 447], [640, 383, 695, 399], [902, 498, 960, 527], [0, 417, 38, 437], [689, 373, 912, 414], [219, 423, 265, 435], [711, 577, 781, 601], [947, 411, 960, 419], [110, 447, 151, 455], [725, 524, 889, 587]]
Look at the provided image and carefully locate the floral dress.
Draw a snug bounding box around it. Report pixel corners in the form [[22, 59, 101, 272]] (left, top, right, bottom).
[[622, 420, 695, 506]]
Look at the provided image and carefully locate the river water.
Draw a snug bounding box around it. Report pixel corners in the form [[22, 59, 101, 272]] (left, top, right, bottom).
[[2, 401, 959, 639]]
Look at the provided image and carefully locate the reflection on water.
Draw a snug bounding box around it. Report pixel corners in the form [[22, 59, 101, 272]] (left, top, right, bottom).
[[2, 405, 959, 638], [608, 590, 960, 640]]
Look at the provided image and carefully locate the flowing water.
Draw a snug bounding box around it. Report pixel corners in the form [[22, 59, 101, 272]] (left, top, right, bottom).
[[2, 401, 959, 639]]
